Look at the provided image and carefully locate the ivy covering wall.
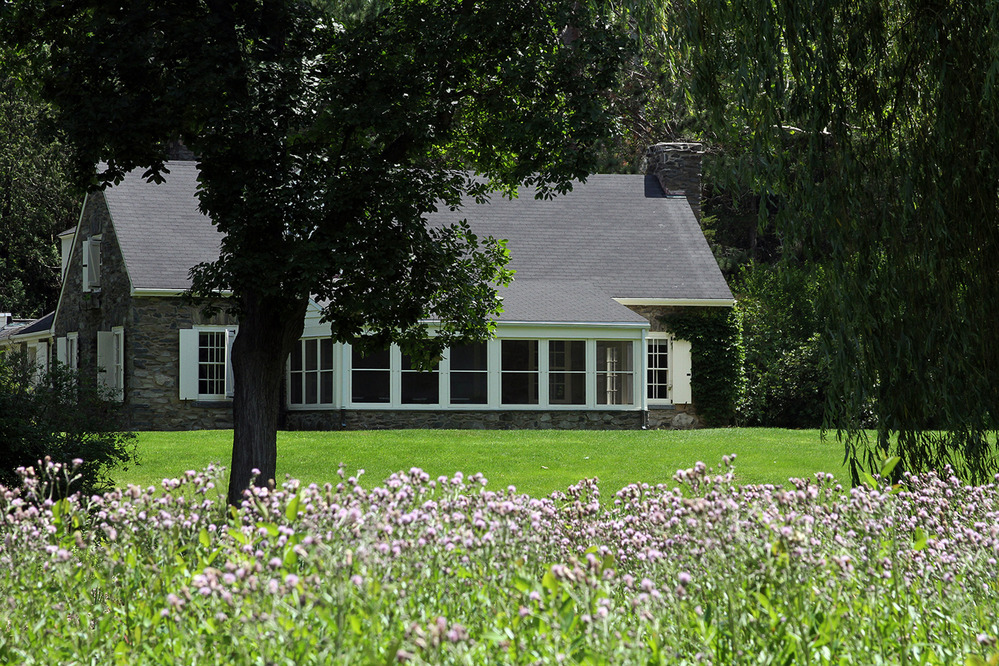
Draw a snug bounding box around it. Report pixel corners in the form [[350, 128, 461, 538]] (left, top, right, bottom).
[[660, 307, 745, 426]]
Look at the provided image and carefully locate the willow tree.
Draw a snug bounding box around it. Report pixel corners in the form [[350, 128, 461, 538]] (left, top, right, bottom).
[[4, 0, 631, 503], [654, 0, 999, 481]]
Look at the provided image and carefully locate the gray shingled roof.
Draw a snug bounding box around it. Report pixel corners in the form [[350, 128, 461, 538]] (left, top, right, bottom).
[[103, 162, 222, 291], [103, 166, 731, 316], [432, 175, 732, 302], [496, 280, 648, 324]]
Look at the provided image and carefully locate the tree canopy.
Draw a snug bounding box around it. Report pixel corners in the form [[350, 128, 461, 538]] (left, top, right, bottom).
[[660, 0, 999, 481], [3, 0, 632, 502], [0, 49, 81, 318]]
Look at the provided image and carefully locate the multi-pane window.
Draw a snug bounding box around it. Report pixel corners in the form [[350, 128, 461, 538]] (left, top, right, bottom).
[[179, 326, 236, 401], [450, 342, 488, 404], [352, 346, 391, 403], [289, 338, 334, 405], [290, 337, 642, 409], [402, 353, 439, 404], [198, 331, 227, 397], [647, 337, 671, 401], [549, 340, 586, 405], [597, 340, 634, 405], [501, 340, 539, 404]]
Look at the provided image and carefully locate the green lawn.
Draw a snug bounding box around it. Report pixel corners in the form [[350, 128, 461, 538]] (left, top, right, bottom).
[[122, 428, 848, 498]]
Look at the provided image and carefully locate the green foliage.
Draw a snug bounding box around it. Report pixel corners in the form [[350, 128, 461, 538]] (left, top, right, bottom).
[[3, 461, 999, 663], [737, 262, 831, 428], [0, 48, 82, 317], [660, 307, 745, 426], [660, 0, 999, 482], [0, 353, 136, 495], [2, 0, 633, 500]]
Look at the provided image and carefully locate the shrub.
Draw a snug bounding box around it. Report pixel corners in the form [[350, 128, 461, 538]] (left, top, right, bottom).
[[0, 352, 136, 495], [737, 261, 831, 427], [661, 307, 746, 426]]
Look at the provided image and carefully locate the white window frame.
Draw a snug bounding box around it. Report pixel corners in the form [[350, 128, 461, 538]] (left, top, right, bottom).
[[179, 326, 237, 401], [306, 331, 643, 411], [97, 327, 124, 401], [646, 333, 692, 406], [286, 336, 338, 407], [647, 333, 673, 405]]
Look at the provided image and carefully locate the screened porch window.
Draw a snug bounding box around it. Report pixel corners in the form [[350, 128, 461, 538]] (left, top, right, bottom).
[[289, 338, 335, 405], [402, 353, 439, 404], [501, 340, 539, 404], [351, 347, 391, 403], [549, 340, 586, 405], [449, 342, 488, 404], [596, 340, 634, 405]]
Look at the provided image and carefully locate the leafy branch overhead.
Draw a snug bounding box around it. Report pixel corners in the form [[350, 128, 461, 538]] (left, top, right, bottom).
[[653, 0, 999, 482], [3, 0, 633, 501]]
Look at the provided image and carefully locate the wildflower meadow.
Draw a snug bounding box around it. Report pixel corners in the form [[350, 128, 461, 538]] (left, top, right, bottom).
[[2, 456, 998, 664]]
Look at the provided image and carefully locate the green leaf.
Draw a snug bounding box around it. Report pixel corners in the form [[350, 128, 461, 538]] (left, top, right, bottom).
[[912, 527, 927, 551], [256, 522, 279, 537], [862, 472, 878, 490], [879, 455, 901, 478], [198, 528, 210, 548], [285, 493, 301, 522], [227, 527, 249, 546], [541, 570, 558, 593]]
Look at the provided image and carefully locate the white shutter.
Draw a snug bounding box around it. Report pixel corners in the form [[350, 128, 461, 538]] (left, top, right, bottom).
[[89, 238, 101, 287], [36, 341, 49, 375], [56, 337, 67, 366], [67, 333, 79, 370], [225, 327, 237, 398], [671, 339, 693, 404], [179, 329, 200, 400], [112, 327, 124, 400], [81, 239, 91, 292], [96, 330, 113, 388]]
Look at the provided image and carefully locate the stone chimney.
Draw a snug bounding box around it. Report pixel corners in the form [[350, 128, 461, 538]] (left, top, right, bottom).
[[644, 143, 704, 221], [166, 139, 197, 161]]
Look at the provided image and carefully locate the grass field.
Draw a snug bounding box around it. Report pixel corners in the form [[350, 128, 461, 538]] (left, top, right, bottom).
[[121, 428, 848, 498]]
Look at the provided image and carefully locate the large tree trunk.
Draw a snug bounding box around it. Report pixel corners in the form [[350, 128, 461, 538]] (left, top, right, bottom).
[[227, 292, 308, 505]]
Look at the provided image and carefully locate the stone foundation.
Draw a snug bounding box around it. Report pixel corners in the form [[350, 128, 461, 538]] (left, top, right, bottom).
[[647, 404, 700, 429], [285, 409, 645, 431], [284, 408, 701, 431]]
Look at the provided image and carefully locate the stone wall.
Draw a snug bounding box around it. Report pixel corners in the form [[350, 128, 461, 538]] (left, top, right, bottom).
[[53, 193, 237, 430], [284, 409, 645, 431], [128, 297, 237, 430], [643, 143, 703, 222], [53, 191, 131, 371], [647, 404, 699, 429]]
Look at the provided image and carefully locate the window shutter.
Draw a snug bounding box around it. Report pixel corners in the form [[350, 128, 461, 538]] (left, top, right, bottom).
[[179, 329, 199, 400], [81, 239, 91, 291], [96, 330, 112, 388], [36, 341, 49, 375], [671, 339, 693, 404], [112, 328, 124, 401], [89, 238, 101, 287], [224, 327, 237, 398], [56, 337, 67, 366]]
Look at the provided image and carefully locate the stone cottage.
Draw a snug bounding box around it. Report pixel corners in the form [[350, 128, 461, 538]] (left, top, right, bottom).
[[7, 143, 733, 430]]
